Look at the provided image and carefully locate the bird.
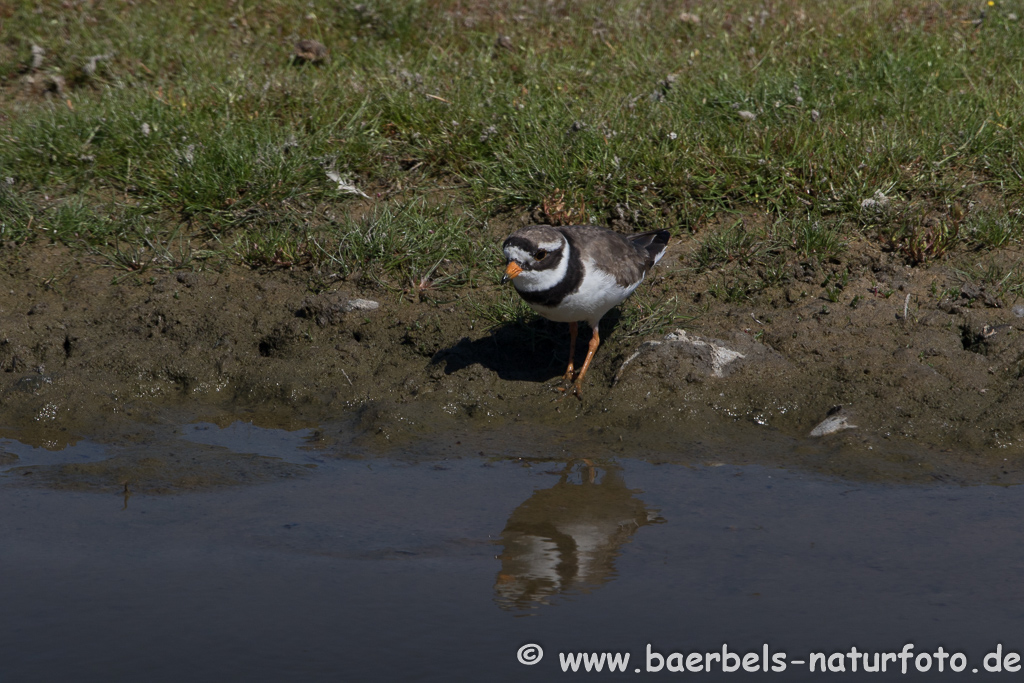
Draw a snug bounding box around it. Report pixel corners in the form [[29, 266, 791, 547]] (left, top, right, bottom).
[[501, 224, 670, 398], [493, 461, 663, 610]]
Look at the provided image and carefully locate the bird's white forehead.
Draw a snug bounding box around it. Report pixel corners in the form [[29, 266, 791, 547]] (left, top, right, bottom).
[[504, 245, 531, 263]]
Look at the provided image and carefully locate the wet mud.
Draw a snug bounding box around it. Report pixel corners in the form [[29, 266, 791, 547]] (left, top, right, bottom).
[[2, 234, 1024, 491], [11, 446, 313, 494]]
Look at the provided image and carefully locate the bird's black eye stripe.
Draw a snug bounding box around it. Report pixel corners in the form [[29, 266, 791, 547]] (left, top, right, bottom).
[[533, 250, 547, 261]]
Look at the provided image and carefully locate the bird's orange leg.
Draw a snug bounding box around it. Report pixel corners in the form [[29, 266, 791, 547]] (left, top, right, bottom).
[[563, 321, 578, 382], [581, 457, 597, 483], [571, 324, 600, 399]]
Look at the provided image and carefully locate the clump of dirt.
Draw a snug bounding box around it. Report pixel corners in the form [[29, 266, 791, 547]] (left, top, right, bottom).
[[1, 234, 1023, 488]]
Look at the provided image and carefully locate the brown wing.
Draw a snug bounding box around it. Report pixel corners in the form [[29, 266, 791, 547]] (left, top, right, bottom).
[[556, 225, 645, 287], [556, 225, 660, 287]]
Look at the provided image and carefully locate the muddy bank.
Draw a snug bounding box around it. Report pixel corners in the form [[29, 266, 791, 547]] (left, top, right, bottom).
[[2, 234, 1024, 487]]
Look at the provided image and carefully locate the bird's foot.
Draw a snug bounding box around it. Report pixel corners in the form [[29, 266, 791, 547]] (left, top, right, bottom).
[[552, 379, 583, 401]]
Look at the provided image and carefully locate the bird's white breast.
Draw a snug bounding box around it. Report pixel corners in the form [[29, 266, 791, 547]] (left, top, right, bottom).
[[529, 259, 640, 326]]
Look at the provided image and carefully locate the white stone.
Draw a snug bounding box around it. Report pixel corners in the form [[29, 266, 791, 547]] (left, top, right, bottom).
[[614, 329, 746, 383], [809, 414, 858, 437], [344, 298, 379, 312]]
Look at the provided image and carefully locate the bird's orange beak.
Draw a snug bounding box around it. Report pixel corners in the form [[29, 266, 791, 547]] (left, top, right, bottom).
[[502, 261, 523, 284]]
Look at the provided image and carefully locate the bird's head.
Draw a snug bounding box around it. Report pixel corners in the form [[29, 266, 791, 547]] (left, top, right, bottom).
[[501, 226, 568, 290]]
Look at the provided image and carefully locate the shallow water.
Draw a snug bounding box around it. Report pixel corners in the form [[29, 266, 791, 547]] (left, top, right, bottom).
[[2, 421, 1024, 681]]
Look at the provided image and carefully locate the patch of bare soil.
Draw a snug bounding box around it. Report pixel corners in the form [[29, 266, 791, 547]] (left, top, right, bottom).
[[1, 234, 1023, 488]]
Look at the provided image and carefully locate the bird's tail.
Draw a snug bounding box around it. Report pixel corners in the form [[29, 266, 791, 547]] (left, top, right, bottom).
[[628, 230, 671, 270]]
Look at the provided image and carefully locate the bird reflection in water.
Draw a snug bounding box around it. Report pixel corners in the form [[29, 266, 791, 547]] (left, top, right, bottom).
[[494, 460, 664, 610]]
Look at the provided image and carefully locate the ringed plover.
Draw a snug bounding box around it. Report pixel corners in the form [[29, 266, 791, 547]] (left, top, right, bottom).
[[501, 224, 670, 397]]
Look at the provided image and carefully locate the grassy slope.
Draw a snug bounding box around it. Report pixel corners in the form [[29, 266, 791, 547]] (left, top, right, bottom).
[[0, 0, 1022, 309]]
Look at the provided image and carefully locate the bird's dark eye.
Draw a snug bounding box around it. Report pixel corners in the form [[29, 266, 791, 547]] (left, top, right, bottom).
[[533, 250, 547, 261]]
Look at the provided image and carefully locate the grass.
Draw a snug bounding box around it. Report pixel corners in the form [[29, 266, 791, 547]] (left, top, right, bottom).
[[1, 0, 1024, 309], [965, 207, 1024, 248], [306, 199, 493, 290], [787, 217, 845, 261], [955, 255, 1024, 302], [694, 219, 765, 269], [613, 289, 690, 338]]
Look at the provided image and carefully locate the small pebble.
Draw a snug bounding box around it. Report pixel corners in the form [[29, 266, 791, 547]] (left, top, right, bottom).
[[83, 53, 112, 77], [31, 44, 45, 70], [344, 298, 379, 312]]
